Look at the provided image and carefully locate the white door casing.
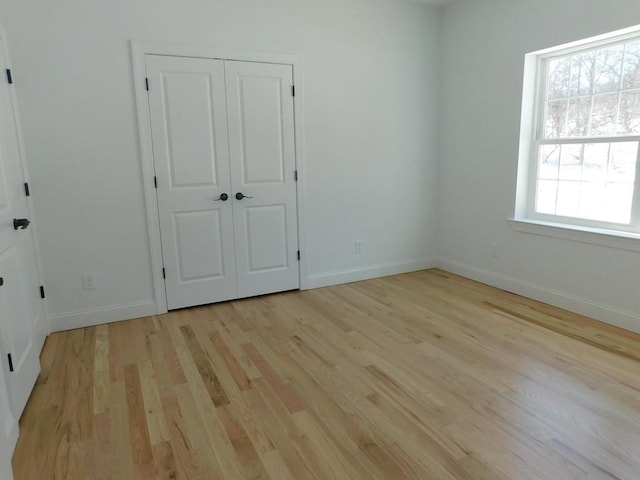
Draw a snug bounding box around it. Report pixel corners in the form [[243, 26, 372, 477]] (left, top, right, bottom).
[[0, 32, 45, 442], [225, 61, 299, 298], [146, 54, 300, 309]]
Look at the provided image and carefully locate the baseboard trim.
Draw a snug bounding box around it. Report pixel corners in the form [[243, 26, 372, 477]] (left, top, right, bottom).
[[437, 258, 640, 334], [48, 300, 158, 332], [306, 257, 438, 290]]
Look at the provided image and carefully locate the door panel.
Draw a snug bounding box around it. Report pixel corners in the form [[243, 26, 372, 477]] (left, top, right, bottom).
[[0, 239, 42, 414], [147, 55, 237, 309], [164, 72, 221, 187], [236, 76, 286, 184], [244, 204, 289, 272], [225, 61, 299, 298], [0, 36, 44, 422], [174, 210, 226, 281]]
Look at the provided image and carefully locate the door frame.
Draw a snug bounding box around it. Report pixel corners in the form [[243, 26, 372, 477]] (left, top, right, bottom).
[[131, 41, 309, 314]]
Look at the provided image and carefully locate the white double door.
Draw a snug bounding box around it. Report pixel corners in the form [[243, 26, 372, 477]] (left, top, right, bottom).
[[0, 31, 46, 448], [147, 55, 300, 310]]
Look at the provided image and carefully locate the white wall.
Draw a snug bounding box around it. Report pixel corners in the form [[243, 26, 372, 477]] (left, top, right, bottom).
[[0, 0, 441, 329], [439, 0, 640, 331]]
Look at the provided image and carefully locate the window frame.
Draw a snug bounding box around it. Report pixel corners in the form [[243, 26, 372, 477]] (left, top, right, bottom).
[[517, 26, 640, 236]]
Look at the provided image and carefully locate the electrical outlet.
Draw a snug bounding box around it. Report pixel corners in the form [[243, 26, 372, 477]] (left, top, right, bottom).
[[490, 242, 498, 258], [82, 274, 95, 290], [354, 240, 363, 254]]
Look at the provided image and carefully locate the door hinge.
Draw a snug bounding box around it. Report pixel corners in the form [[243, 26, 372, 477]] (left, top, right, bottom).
[[162, 267, 166, 279], [294, 170, 298, 182], [40, 285, 46, 299], [145, 77, 149, 91], [7, 354, 14, 373], [297, 250, 300, 261], [6, 69, 13, 85], [292, 85, 295, 97], [24, 182, 31, 197], [154, 176, 158, 188]]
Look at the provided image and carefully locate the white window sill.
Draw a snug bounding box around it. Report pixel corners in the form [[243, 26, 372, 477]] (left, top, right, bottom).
[[507, 218, 640, 253]]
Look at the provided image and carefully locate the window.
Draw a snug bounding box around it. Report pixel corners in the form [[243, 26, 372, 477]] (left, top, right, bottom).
[[517, 27, 640, 235]]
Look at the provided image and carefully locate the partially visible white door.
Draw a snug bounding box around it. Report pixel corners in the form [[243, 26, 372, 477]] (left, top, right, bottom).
[[0, 343, 16, 480], [225, 61, 299, 298], [0, 35, 45, 422], [147, 55, 238, 310]]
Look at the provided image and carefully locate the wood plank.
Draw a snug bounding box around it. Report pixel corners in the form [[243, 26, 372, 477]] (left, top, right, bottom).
[[123, 364, 155, 479], [180, 325, 230, 408], [92, 324, 110, 415]]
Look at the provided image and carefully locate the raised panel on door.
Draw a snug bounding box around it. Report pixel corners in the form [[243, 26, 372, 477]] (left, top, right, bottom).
[[0, 240, 42, 415], [225, 61, 299, 298], [146, 55, 238, 309], [0, 36, 44, 428]]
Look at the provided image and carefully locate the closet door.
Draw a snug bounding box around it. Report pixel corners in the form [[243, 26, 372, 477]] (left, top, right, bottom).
[[146, 55, 237, 310], [225, 61, 300, 298]]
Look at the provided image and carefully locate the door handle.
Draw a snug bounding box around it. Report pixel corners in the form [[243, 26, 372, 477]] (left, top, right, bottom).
[[235, 192, 254, 200], [214, 193, 229, 201], [13, 218, 31, 230]]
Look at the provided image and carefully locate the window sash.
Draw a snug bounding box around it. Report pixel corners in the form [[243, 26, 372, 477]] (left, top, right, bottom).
[[537, 41, 640, 142], [527, 139, 640, 231]]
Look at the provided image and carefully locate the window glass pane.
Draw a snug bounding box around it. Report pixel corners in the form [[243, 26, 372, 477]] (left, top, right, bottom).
[[582, 143, 609, 181], [545, 100, 567, 137], [578, 182, 607, 220], [603, 183, 634, 223], [559, 144, 583, 180], [567, 97, 590, 136], [538, 145, 560, 179], [556, 181, 581, 217], [547, 57, 571, 100], [570, 52, 595, 96], [536, 180, 558, 214], [608, 142, 638, 183], [622, 41, 640, 90], [590, 93, 619, 135], [594, 45, 624, 94], [535, 141, 638, 224], [618, 90, 640, 134]]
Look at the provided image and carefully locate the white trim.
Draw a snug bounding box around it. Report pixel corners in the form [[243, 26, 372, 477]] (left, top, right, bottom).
[[538, 135, 640, 145], [306, 258, 438, 289], [130, 40, 307, 311], [131, 42, 168, 314], [48, 300, 157, 332], [534, 23, 640, 57], [508, 218, 640, 252], [437, 258, 640, 334]]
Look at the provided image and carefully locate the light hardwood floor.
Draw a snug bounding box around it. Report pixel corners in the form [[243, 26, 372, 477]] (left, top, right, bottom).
[[12, 269, 640, 479]]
